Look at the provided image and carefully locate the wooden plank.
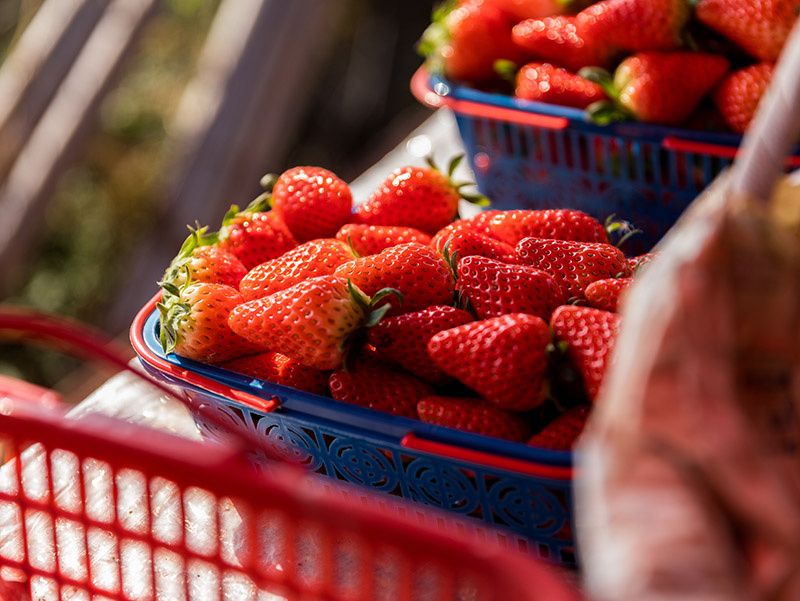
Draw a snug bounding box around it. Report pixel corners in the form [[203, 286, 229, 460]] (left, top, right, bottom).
[[0, 0, 111, 181], [0, 0, 158, 292]]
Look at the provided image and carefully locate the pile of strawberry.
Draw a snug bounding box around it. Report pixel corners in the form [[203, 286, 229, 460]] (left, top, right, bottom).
[[158, 159, 651, 450], [419, 0, 799, 132]]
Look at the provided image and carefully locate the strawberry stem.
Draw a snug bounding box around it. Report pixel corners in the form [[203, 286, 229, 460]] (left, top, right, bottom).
[[494, 59, 518, 84]]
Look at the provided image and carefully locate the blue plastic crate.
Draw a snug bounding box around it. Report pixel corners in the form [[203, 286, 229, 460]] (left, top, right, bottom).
[[132, 296, 577, 566], [411, 67, 800, 253]]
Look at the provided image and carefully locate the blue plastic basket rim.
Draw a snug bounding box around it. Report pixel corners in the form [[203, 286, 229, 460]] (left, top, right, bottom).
[[137, 306, 575, 469]]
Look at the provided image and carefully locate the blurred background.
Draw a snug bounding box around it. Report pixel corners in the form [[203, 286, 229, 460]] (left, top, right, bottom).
[[0, 0, 434, 392]]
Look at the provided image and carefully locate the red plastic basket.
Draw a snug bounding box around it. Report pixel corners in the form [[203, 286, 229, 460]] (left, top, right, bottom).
[[0, 309, 581, 601]]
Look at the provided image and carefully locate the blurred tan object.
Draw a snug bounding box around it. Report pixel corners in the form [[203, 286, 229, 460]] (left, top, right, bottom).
[[577, 21, 800, 601]]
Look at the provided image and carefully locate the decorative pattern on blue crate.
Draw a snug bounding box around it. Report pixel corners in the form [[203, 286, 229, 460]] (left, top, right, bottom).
[[190, 389, 576, 566]]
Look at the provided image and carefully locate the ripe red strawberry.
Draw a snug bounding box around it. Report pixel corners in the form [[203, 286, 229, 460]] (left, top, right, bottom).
[[419, 0, 522, 82], [512, 17, 615, 72], [528, 406, 590, 450], [218, 198, 297, 270], [268, 166, 352, 242], [335, 224, 431, 256], [161, 226, 246, 290], [228, 276, 397, 370], [551, 305, 619, 401], [158, 283, 258, 364], [484, 209, 609, 245], [695, 0, 799, 62], [627, 252, 656, 275], [222, 352, 327, 395], [430, 210, 503, 251], [329, 356, 433, 418], [428, 314, 551, 411], [335, 243, 454, 316], [583, 52, 729, 125], [457, 256, 564, 320], [577, 0, 690, 52], [713, 63, 774, 134], [354, 157, 488, 235], [514, 63, 607, 108], [440, 231, 517, 264], [486, 0, 568, 21], [368, 305, 473, 384], [239, 239, 354, 301], [516, 238, 627, 299], [584, 277, 631, 312], [417, 396, 531, 441]]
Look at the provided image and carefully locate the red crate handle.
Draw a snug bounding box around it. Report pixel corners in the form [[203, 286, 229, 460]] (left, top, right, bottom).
[[663, 136, 800, 168], [410, 66, 569, 131], [401, 433, 573, 480]]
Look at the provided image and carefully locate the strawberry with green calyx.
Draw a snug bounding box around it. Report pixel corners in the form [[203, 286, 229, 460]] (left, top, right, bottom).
[[267, 166, 353, 243], [417, 395, 532, 442], [228, 276, 401, 371], [484, 209, 609, 246], [695, 0, 800, 62], [576, 0, 691, 53], [528, 405, 590, 449], [551, 305, 619, 401], [584, 277, 632, 312], [512, 16, 616, 72], [368, 305, 473, 384], [335, 224, 431, 257], [508, 61, 607, 108], [457, 255, 565, 320], [222, 352, 328, 395], [217, 195, 297, 270], [239, 239, 355, 301], [354, 155, 489, 235], [158, 282, 259, 364], [516, 237, 628, 299], [581, 52, 729, 126], [713, 63, 774, 134], [428, 313, 552, 411], [329, 355, 434, 418], [160, 225, 246, 292], [335, 243, 455, 316], [418, 0, 523, 83]]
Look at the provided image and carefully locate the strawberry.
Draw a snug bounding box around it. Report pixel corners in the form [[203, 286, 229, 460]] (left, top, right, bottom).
[[484, 209, 609, 246], [354, 157, 488, 235], [222, 352, 327, 395], [158, 283, 258, 364], [419, 0, 522, 83], [228, 276, 398, 370], [582, 52, 730, 126], [161, 226, 246, 291], [439, 231, 517, 264], [430, 210, 503, 251], [584, 277, 631, 312], [218, 197, 297, 270], [627, 252, 656, 275], [512, 17, 615, 72], [428, 314, 551, 411], [516, 237, 627, 299], [551, 305, 619, 401], [695, 0, 800, 62], [528, 405, 590, 450], [513, 62, 607, 108], [417, 396, 531, 441], [486, 0, 568, 21], [368, 305, 473, 384], [239, 239, 354, 301], [335, 243, 455, 316], [268, 166, 352, 243], [329, 356, 433, 418], [713, 63, 774, 134], [457, 256, 564, 320], [576, 0, 690, 52], [335, 224, 431, 256]]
